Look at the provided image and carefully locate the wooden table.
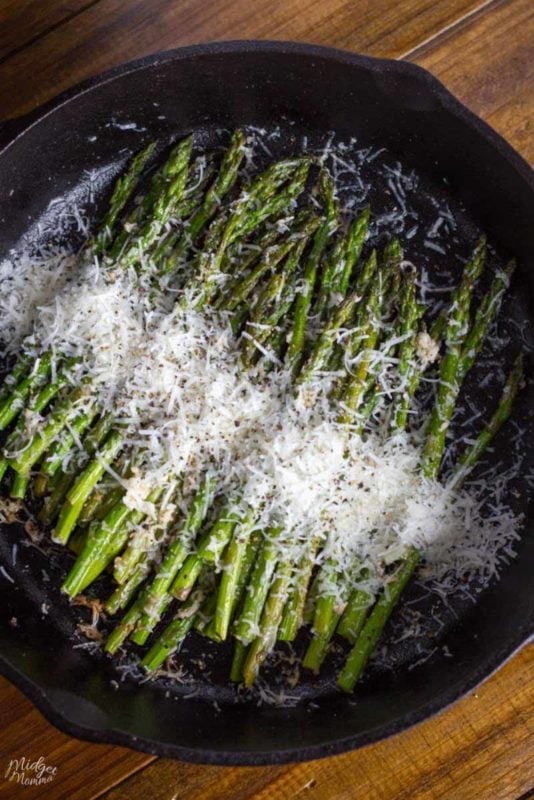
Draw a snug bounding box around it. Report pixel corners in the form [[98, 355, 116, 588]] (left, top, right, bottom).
[[0, 1, 533, 798]]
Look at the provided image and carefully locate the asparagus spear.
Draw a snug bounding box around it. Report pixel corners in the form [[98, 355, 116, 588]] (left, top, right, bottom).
[[230, 640, 249, 682], [237, 227, 319, 361], [105, 558, 151, 615], [141, 577, 211, 671], [241, 558, 293, 687], [336, 238, 493, 692], [38, 413, 114, 523], [191, 159, 312, 309], [144, 532, 260, 670], [451, 352, 525, 486], [317, 207, 369, 314], [39, 405, 99, 479], [108, 141, 204, 261], [234, 528, 280, 644], [213, 509, 256, 640], [285, 169, 339, 373], [0, 354, 32, 405], [336, 576, 372, 643], [158, 130, 246, 274], [277, 535, 322, 642], [53, 430, 124, 544], [0, 361, 76, 483], [116, 136, 194, 269], [105, 475, 215, 652], [337, 546, 421, 692], [8, 387, 97, 477], [93, 141, 157, 254], [337, 239, 402, 425], [297, 289, 362, 384], [113, 478, 180, 584], [420, 237, 487, 478], [170, 505, 240, 601], [0, 352, 54, 431], [62, 483, 166, 597], [203, 530, 260, 642], [217, 213, 320, 313]]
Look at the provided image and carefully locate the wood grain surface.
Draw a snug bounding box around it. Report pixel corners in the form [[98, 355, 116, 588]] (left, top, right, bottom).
[[0, 676, 154, 800], [0, 0, 98, 61], [411, 0, 534, 162], [100, 648, 534, 800], [0, 0, 495, 119], [0, 1, 533, 798]]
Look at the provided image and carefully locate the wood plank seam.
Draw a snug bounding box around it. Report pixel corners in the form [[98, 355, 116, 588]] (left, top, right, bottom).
[[90, 756, 159, 800], [400, 0, 505, 59], [0, 0, 104, 67]]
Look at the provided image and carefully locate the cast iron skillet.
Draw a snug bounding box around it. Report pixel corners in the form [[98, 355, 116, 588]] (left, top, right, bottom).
[[0, 41, 533, 765]]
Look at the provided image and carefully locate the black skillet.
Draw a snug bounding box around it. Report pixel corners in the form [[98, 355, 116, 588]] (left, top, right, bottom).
[[0, 41, 533, 765]]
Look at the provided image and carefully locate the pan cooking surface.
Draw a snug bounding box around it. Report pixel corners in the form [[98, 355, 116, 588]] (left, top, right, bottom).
[[0, 43, 532, 762]]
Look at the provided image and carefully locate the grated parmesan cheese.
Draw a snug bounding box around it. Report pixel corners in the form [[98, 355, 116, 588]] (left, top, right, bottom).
[[0, 238, 522, 604]]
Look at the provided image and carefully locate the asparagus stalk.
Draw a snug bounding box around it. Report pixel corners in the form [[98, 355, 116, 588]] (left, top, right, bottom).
[[62, 483, 166, 597], [141, 578, 211, 671], [53, 430, 124, 544], [297, 289, 362, 384], [241, 558, 293, 687], [420, 237, 487, 478], [236, 227, 319, 360], [0, 362, 75, 483], [285, 169, 339, 373], [451, 352, 525, 487], [328, 250, 379, 400], [105, 558, 151, 615], [93, 141, 157, 254], [0, 352, 53, 431], [337, 546, 421, 691], [157, 130, 246, 274], [8, 387, 97, 477], [218, 213, 320, 313], [191, 159, 312, 309], [234, 528, 280, 644], [337, 239, 402, 425], [38, 413, 114, 523], [113, 478, 180, 584], [317, 207, 369, 313], [144, 531, 261, 670], [213, 509, 256, 640], [203, 529, 260, 642], [105, 475, 215, 652], [277, 535, 322, 642], [170, 505, 240, 601], [352, 271, 423, 434], [39, 405, 99, 479], [0, 354, 32, 404], [336, 578, 373, 643], [337, 238, 493, 692], [230, 640, 249, 682], [108, 140, 202, 261], [116, 136, 193, 269]]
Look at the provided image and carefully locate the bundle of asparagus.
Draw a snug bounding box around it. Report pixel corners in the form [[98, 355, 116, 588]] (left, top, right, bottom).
[[0, 129, 524, 695]]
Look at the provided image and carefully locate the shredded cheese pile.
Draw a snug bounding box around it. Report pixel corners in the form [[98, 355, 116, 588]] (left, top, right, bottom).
[[0, 238, 522, 606]]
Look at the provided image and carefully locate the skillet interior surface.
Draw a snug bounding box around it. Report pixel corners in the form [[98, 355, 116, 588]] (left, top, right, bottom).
[[0, 42, 533, 764]]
